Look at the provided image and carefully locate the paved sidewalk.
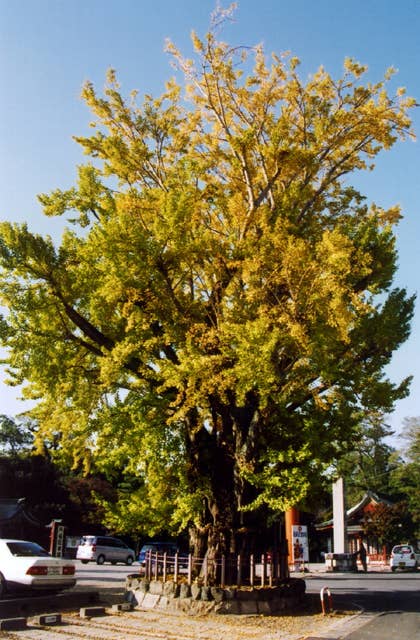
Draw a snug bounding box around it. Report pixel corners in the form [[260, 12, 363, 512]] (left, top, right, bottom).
[[0, 603, 365, 640]]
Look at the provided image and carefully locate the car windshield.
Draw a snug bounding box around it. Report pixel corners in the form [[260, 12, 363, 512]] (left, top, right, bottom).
[[393, 546, 411, 554], [140, 545, 157, 553], [7, 541, 50, 557]]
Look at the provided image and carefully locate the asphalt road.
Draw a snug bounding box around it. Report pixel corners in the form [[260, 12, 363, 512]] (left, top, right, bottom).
[[74, 560, 141, 597], [305, 570, 420, 611], [304, 570, 420, 639]]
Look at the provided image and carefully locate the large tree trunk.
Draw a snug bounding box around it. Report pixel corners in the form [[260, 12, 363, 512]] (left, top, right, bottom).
[[187, 426, 236, 553], [186, 394, 260, 570]]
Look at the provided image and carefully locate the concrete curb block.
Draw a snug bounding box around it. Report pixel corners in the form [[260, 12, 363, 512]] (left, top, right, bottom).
[[110, 603, 134, 612], [31, 613, 62, 626], [0, 589, 99, 618], [0, 617, 27, 631], [80, 606, 106, 618]]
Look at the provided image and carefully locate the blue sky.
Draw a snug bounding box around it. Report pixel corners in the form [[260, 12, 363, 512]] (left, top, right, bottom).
[[0, 0, 419, 435]]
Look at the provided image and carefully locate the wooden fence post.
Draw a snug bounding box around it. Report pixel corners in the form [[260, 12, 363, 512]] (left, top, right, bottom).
[[153, 552, 158, 581], [203, 554, 208, 587], [261, 553, 266, 587], [162, 552, 167, 582], [221, 555, 226, 588], [237, 554, 242, 587], [187, 553, 192, 585], [146, 550, 152, 581], [173, 552, 179, 583]]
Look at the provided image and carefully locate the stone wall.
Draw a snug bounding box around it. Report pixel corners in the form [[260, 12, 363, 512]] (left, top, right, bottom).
[[125, 575, 306, 615]]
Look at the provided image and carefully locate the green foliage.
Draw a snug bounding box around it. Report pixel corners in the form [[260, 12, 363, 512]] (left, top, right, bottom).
[[335, 412, 419, 543], [0, 415, 115, 534], [334, 411, 397, 505], [390, 417, 420, 539], [63, 474, 117, 532], [0, 16, 416, 548], [361, 501, 413, 549], [0, 452, 75, 530], [0, 415, 34, 455]]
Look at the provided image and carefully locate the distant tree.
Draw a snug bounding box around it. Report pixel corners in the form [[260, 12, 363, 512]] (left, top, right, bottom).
[[0, 11, 416, 558], [0, 415, 34, 456], [0, 453, 68, 520], [390, 417, 420, 540], [361, 501, 413, 550], [335, 412, 397, 506], [0, 414, 113, 534], [63, 475, 117, 534]]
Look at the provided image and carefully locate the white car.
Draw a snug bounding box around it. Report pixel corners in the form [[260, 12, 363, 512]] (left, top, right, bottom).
[[0, 539, 76, 597], [390, 544, 420, 572]]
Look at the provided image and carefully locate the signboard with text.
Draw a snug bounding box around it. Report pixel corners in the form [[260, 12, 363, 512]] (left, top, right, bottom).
[[292, 524, 309, 564]]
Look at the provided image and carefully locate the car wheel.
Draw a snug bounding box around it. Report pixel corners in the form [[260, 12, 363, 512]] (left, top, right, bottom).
[[391, 566, 396, 572], [0, 572, 6, 599], [96, 555, 105, 565], [81, 560, 89, 564], [126, 556, 134, 566]]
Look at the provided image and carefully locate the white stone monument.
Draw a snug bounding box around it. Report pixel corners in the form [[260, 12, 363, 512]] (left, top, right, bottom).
[[332, 477, 347, 553]]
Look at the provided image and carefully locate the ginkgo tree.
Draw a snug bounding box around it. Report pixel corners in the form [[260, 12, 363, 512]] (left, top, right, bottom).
[[0, 12, 416, 557]]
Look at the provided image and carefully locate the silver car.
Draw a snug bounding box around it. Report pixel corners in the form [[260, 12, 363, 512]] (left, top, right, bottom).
[[76, 535, 135, 565]]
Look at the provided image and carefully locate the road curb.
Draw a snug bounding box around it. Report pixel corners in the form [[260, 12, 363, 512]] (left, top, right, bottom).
[[0, 617, 27, 631], [0, 590, 99, 618]]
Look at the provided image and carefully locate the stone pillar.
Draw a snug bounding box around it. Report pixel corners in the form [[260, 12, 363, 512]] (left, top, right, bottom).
[[332, 477, 347, 553]]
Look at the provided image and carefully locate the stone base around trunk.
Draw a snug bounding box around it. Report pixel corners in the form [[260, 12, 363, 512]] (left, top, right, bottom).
[[125, 575, 305, 615]]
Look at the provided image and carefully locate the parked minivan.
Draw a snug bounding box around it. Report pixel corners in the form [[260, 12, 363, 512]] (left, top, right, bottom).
[[76, 536, 136, 565]]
